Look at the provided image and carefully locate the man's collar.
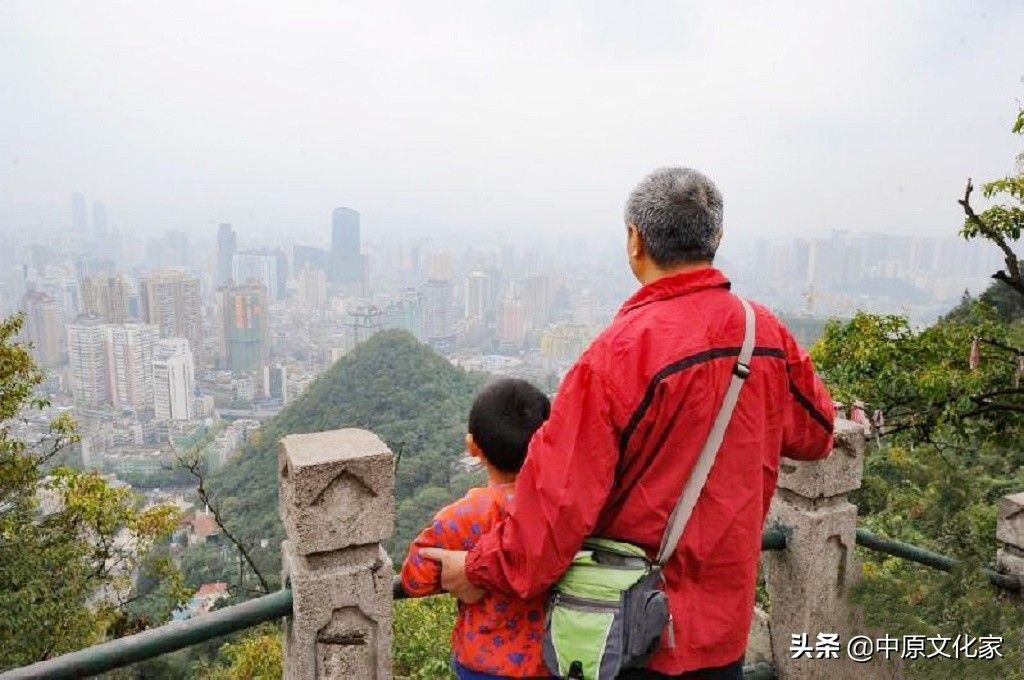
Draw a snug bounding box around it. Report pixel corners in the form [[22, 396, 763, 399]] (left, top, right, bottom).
[[617, 266, 731, 316]]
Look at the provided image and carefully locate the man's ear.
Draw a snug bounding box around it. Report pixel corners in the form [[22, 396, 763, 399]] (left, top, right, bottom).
[[627, 224, 645, 260]]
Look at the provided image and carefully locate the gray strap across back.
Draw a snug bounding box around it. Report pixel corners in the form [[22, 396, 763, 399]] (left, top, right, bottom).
[[654, 296, 756, 567]]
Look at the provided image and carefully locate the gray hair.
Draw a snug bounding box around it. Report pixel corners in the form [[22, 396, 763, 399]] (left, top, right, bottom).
[[624, 167, 724, 265]]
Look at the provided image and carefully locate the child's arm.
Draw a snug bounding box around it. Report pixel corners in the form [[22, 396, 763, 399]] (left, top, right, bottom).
[[400, 498, 474, 597]]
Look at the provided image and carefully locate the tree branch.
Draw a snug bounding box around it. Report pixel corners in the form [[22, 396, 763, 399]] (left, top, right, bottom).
[[960, 178, 1024, 297], [180, 455, 270, 594]]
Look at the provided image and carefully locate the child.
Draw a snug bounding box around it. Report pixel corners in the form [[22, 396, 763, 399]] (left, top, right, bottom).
[[400, 378, 552, 680]]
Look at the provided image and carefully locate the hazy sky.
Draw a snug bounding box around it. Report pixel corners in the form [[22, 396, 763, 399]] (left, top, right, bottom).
[[1, 1, 1022, 245]]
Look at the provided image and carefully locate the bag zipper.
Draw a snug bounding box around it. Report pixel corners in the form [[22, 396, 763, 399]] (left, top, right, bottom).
[[553, 592, 620, 612], [582, 541, 652, 560], [572, 560, 650, 573]]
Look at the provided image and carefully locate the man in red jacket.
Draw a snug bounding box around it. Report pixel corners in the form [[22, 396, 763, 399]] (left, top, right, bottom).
[[423, 167, 834, 679]]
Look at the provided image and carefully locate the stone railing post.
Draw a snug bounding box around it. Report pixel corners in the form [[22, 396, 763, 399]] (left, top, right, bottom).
[[279, 429, 395, 680], [996, 492, 1024, 676], [764, 419, 899, 679]]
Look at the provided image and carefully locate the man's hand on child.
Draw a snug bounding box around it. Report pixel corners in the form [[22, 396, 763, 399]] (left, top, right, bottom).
[[419, 548, 486, 604]]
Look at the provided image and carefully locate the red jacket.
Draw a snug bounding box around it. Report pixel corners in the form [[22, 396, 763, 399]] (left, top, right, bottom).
[[466, 267, 834, 674]]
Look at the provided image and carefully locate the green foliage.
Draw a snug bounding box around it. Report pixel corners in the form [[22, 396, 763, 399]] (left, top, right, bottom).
[[393, 596, 458, 679], [814, 308, 1024, 678], [207, 330, 487, 578], [0, 314, 185, 670], [813, 307, 1020, 442], [190, 624, 282, 679], [945, 284, 1024, 323]]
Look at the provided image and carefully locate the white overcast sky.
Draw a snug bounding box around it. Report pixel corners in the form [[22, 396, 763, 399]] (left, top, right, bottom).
[[1, 1, 1022, 245]]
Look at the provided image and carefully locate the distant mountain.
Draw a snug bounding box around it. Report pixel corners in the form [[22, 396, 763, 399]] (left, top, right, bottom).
[[208, 330, 487, 581]]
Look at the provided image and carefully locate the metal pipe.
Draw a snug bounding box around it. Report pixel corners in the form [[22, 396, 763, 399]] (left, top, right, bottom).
[[1, 589, 293, 679], [855, 528, 1019, 592], [761, 526, 788, 552]]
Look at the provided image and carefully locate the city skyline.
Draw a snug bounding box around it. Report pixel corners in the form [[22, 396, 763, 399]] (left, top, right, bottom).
[[0, 2, 1018, 515]]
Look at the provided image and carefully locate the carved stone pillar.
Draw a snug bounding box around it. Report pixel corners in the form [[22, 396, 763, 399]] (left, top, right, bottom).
[[996, 492, 1024, 676], [764, 419, 900, 679], [279, 429, 395, 680]]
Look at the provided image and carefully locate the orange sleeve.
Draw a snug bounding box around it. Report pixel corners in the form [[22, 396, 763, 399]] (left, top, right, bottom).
[[399, 494, 482, 597]]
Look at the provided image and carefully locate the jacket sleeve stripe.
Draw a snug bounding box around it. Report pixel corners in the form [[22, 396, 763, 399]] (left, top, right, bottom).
[[787, 379, 834, 433], [619, 346, 787, 455]]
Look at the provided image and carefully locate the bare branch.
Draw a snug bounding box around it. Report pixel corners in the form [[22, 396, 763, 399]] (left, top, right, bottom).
[[180, 454, 270, 593]]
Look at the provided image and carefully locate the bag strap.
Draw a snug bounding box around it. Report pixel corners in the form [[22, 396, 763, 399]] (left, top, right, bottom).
[[654, 296, 756, 567]]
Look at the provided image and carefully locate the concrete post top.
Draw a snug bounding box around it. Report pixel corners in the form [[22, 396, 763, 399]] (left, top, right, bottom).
[[996, 492, 1024, 550], [832, 419, 867, 453], [278, 428, 395, 556], [777, 419, 865, 500], [281, 429, 392, 468]]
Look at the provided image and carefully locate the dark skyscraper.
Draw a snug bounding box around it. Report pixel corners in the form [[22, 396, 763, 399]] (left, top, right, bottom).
[[220, 283, 269, 372], [217, 223, 237, 286], [329, 207, 361, 287], [71, 192, 89, 233], [92, 202, 108, 235]]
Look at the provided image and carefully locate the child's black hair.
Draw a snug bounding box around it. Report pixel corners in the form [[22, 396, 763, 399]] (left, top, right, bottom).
[[468, 378, 551, 474]]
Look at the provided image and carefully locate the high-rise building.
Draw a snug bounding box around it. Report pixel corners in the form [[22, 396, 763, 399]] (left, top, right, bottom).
[[232, 251, 280, 300], [464, 271, 493, 321], [80, 275, 129, 323], [138, 269, 204, 365], [272, 248, 288, 298], [296, 265, 327, 311], [540, 323, 594, 362], [21, 291, 64, 367], [329, 207, 362, 287], [220, 284, 269, 372], [262, 363, 288, 403], [520, 275, 553, 330], [71, 192, 89, 233], [67, 321, 158, 411], [108, 323, 157, 412], [154, 338, 195, 421], [217, 223, 237, 286], [294, 244, 329, 274], [67, 320, 110, 407], [498, 293, 527, 349], [427, 251, 453, 281], [345, 305, 383, 352], [422, 279, 453, 343], [383, 288, 422, 339], [92, 202, 108, 235]]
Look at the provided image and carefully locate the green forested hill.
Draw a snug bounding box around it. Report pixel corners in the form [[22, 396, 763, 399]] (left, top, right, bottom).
[[208, 330, 487, 582]]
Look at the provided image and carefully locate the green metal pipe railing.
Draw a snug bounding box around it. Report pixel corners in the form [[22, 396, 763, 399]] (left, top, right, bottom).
[[854, 528, 1020, 592], [761, 525, 788, 552], [0, 589, 293, 679]]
